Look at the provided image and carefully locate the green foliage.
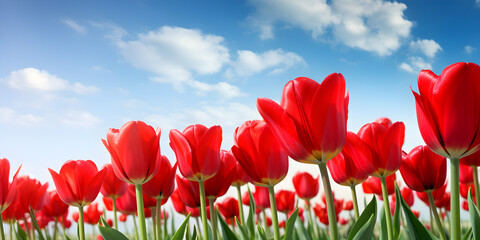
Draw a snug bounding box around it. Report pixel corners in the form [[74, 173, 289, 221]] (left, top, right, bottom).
[[15, 222, 27, 240], [98, 217, 129, 240], [347, 196, 377, 240], [283, 208, 299, 240], [218, 210, 239, 240], [392, 184, 402, 239], [399, 189, 437, 240], [171, 213, 191, 240], [468, 188, 480, 240]]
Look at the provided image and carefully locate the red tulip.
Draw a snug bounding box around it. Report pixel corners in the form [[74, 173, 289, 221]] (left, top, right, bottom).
[[49, 160, 106, 207], [459, 162, 474, 184], [375, 117, 392, 128], [362, 174, 396, 199], [100, 164, 127, 199], [460, 149, 480, 166], [116, 188, 137, 215], [275, 190, 295, 214], [169, 124, 222, 182], [175, 175, 201, 208], [292, 172, 319, 200], [171, 189, 187, 216], [83, 202, 103, 225], [15, 176, 48, 212], [460, 182, 475, 200], [119, 214, 127, 222], [231, 159, 253, 187], [412, 62, 480, 159], [436, 192, 451, 210], [102, 121, 162, 185], [0, 158, 21, 212], [343, 201, 354, 211], [357, 119, 405, 177], [321, 192, 343, 215], [313, 203, 329, 225], [257, 74, 348, 163], [143, 155, 177, 199], [126, 184, 157, 209], [327, 132, 370, 186], [200, 150, 236, 199], [217, 197, 239, 221], [400, 145, 447, 192], [462, 200, 469, 211], [103, 197, 113, 211], [253, 186, 271, 210], [232, 120, 288, 186], [339, 218, 349, 225], [2, 199, 23, 222], [42, 190, 69, 219], [412, 210, 420, 218]]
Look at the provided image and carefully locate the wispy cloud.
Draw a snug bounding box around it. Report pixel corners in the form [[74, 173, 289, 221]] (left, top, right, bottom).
[[465, 45, 476, 54], [247, 0, 413, 56], [60, 110, 101, 127], [3, 68, 99, 94], [61, 18, 87, 34], [409, 39, 442, 58], [0, 107, 44, 126]]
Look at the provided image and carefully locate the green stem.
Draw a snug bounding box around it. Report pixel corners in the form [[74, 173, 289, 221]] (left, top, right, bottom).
[[151, 207, 157, 240], [427, 191, 447, 240], [262, 209, 270, 235], [156, 199, 162, 240], [450, 158, 460, 240], [9, 222, 13, 240], [78, 206, 85, 240], [135, 184, 148, 240], [267, 186, 280, 240], [198, 180, 209, 240], [195, 217, 202, 237], [53, 218, 58, 240], [236, 186, 245, 225], [473, 166, 480, 207], [0, 213, 4, 240], [208, 197, 218, 240], [133, 214, 139, 240], [112, 197, 118, 230], [380, 176, 393, 240], [430, 207, 434, 233], [350, 185, 360, 221], [318, 163, 339, 240], [306, 200, 318, 239]]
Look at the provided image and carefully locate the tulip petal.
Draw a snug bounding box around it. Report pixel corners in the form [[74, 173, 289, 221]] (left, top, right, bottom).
[[102, 138, 130, 183], [83, 168, 107, 205], [257, 97, 313, 162], [380, 122, 405, 176], [49, 168, 77, 206], [196, 125, 222, 180], [169, 129, 195, 180]]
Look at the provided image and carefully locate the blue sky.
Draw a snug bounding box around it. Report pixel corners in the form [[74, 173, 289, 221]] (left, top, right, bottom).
[[1, 0, 480, 220]]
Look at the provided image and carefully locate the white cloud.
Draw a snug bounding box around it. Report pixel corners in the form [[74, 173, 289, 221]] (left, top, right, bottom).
[[465, 45, 476, 54], [118, 26, 229, 83], [0, 107, 44, 126], [399, 56, 432, 74], [226, 49, 305, 78], [91, 65, 111, 72], [409, 39, 442, 58], [60, 110, 101, 127], [477, 0, 480, 6], [3, 68, 99, 94], [62, 18, 87, 34], [248, 0, 413, 56]]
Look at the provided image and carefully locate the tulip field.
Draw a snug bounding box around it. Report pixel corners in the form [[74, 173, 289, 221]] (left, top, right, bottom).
[[2, 62, 480, 240]]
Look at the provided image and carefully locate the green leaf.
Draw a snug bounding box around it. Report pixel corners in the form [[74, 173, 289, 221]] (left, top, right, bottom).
[[218, 210, 239, 240], [347, 196, 377, 240], [379, 205, 388, 240], [469, 188, 480, 240], [463, 227, 473, 240], [98, 225, 129, 240], [100, 217, 111, 228], [29, 208, 46, 240], [171, 213, 191, 240], [191, 226, 197, 240], [295, 217, 312, 240], [393, 184, 402, 240], [283, 208, 299, 240], [247, 185, 256, 239], [235, 217, 250, 240], [15, 222, 27, 240], [400, 191, 437, 240], [258, 226, 267, 240]]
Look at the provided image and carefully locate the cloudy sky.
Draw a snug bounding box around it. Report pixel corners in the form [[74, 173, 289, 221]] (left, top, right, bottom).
[[1, 0, 479, 220]]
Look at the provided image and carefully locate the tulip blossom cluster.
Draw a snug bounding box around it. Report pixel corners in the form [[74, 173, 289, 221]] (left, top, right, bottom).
[[2, 61, 480, 240]]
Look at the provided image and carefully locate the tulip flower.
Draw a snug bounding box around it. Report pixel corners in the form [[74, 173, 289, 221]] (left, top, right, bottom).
[[257, 74, 348, 240], [292, 171, 319, 234], [100, 163, 127, 229], [217, 197, 239, 223], [357, 118, 404, 240], [412, 62, 480, 240], [49, 160, 106, 240], [15, 175, 49, 237], [169, 124, 222, 240], [42, 190, 69, 239], [0, 159, 21, 223], [275, 190, 295, 214], [232, 120, 288, 240], [362, 174, 396, 199], [103, 121, 163, 240], [327, 131, 371, 220]]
